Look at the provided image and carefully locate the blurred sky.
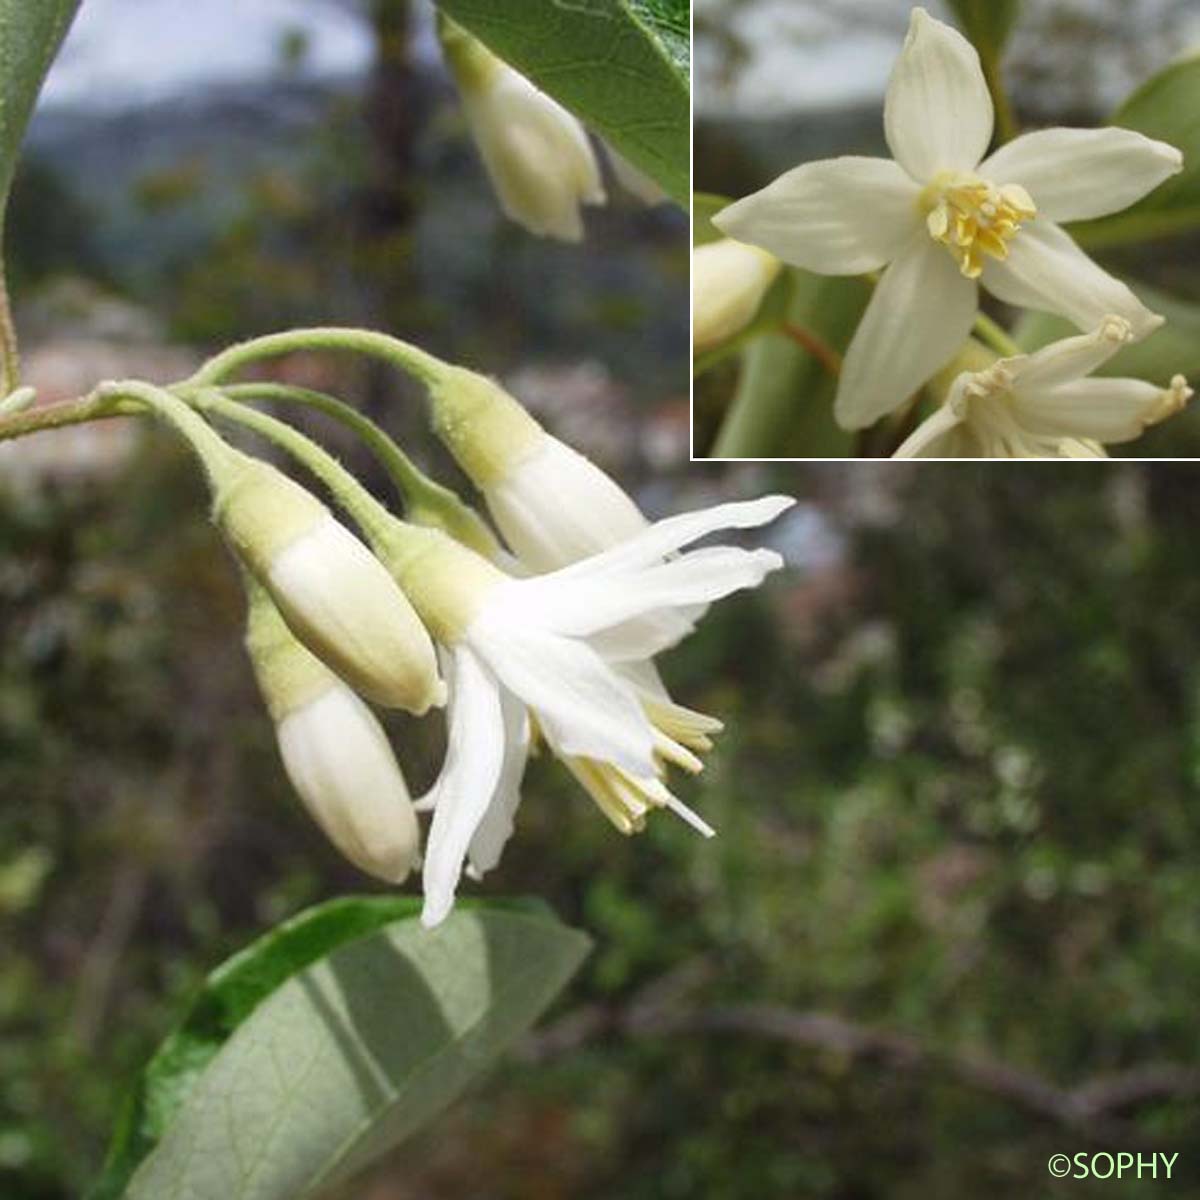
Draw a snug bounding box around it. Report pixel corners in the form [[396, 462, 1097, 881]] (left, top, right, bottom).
[[696, 0, 1200, 118], [40, 0, 437, 109]]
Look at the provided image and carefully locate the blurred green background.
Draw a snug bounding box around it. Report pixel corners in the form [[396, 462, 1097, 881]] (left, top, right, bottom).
[[694, 0, 1200, 457], [4, 2, 1200, 1198]]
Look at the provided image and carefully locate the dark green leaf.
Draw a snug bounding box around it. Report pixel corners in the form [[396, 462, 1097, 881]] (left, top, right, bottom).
[[0, 0, 81, 217], [433, 0, 689, 205]]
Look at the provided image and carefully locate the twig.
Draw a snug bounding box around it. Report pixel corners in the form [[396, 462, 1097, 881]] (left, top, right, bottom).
[[521, 968, 1199, 1144]]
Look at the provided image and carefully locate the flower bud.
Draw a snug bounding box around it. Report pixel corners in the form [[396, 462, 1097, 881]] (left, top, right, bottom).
[[213, 452, 443, 713], [442, 21, 605, 241], [246, 589, 420, 883], [427, 367, 650, 571], [693, 238, 781, 352]]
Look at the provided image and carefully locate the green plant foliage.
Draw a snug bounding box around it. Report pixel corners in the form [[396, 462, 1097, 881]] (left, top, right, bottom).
[[692, 193, 731, 248], [944, 0, 1022, 57], [89, 896, 425, 1199], [433, 0, 689, 205], [709, 271, 868, 457], [0, 0, 81, 220], [109, 902, 588, 1199], [1070, 54, 1200, 248]]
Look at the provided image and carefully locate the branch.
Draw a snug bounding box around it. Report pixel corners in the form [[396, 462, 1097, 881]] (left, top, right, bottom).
[[521, 966, 1199, 1145]]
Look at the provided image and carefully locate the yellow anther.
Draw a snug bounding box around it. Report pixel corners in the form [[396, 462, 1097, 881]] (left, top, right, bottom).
[[920, 172, 1036, 279]]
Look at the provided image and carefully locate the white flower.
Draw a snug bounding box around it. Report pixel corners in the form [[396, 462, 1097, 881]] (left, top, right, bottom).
[[713, 6, 1183, 430], [395, 496, 793, 926], [246, 587, 419, 883], [894, 317, 1192, 458], [444, 27, 605, 241], [215, 452, 443, 713], [693, 238, 782, 352]]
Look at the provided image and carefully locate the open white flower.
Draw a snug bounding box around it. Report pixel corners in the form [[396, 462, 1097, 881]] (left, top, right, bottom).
[[442, 22, 604, 241], [713, 6, 1183, 430], [388, 496, 793, 926], [694, 239, 782, 352], [895, 317, 1193, 458]]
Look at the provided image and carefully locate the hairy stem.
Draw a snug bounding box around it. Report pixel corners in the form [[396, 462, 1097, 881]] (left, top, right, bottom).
[[189, 389, 400, 547], [196, 381, 502, 559], [0, 270, 20, 395], [187, 327, 449, 390]]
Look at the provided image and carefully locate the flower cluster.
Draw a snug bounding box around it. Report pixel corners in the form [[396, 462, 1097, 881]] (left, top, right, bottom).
[[202, 367, 791, 927], [705, 7, 1191, 458]]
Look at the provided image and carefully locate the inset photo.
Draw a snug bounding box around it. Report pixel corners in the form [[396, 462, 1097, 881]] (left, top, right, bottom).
[[693, 1, 1200, 459]]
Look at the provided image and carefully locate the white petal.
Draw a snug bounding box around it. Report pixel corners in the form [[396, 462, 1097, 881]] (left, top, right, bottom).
[[537, 495, 794, 583], [467, 688, 530, 877], [892, 399, 967, 458], [981, 220, 1163, 338], [277, 684, 419, 884], [713, 157, 922, 275], [1011, 377, 1173, 443], [884, 7, 993, 181], [485, 434, 646, 570], [468, 621, 656, 776], [1008, 317, 1132, 391], [264, 514, 444, 714], [835, 233, 978, 429], [979, 126, 1183, 223], [506, 547, 783, 646], [421, 647, 507, 928]]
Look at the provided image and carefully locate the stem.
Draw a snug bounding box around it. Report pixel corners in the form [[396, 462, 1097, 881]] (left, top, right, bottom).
[[779, 323, 842, 376], [195, 381, 430, 496], [0, 394, 125, 442], [973, 312, 1021, 358], [982, 52, 1018, 145], [186, 328, 449, 391], [96, 381, 236, 478], [0, 269, 20, 395], [195, 381, 503, 560], [189, 389, 400, 547]]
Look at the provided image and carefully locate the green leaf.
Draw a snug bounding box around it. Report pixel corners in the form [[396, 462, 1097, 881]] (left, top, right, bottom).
[[710, 270, 869, 459], [0, 0, 81, 217], [944, 0, 1021, 57], [433, 0, 689, 205], [1014, 281, 1200, 384], [91, 897, 585, 1200], [1070, 55, 1200, 248]]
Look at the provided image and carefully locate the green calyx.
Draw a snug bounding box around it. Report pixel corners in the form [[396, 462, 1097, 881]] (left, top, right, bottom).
[[437, 15, 502, 93], [428, 366, 543, 488], [372, 521, 503, 645], [243, 579, 336, 723], [210, 453, 327, 576]]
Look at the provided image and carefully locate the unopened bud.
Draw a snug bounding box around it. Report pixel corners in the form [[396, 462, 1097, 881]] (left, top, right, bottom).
[[213, 452, 444, 713], [246, 589, 420, 883]]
